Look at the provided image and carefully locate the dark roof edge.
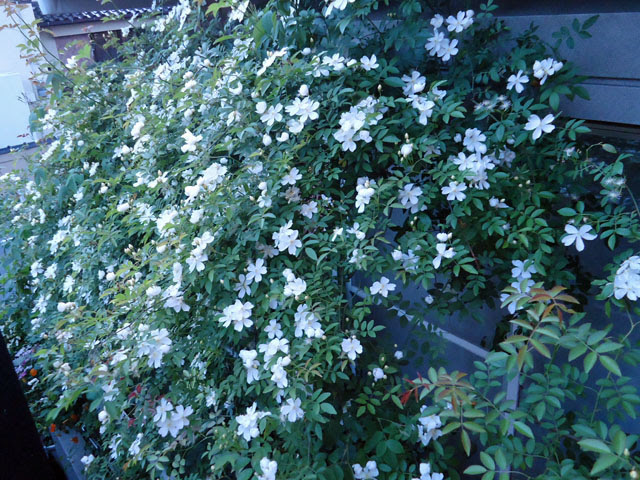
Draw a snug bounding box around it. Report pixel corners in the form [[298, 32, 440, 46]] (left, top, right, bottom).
[[32, 3, 171, 28]]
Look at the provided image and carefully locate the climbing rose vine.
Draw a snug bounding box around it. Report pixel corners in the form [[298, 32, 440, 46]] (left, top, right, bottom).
[[1, 1, 640, 479]]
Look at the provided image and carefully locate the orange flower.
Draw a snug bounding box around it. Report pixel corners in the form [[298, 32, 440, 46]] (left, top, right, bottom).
[[29, 368, 38, 377]]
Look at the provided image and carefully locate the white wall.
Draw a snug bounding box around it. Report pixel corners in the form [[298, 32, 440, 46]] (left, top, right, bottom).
[[0, 3, 38, 149]]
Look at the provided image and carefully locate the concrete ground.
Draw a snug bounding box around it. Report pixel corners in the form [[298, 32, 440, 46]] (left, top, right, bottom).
[[0, 147, 37, 175]]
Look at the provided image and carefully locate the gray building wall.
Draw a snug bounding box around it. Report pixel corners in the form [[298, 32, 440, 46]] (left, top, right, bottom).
[[502, 12, 640, 127]]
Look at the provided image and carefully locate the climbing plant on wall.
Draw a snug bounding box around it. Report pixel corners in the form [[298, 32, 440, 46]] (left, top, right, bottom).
[[1, 1, 639, 479]]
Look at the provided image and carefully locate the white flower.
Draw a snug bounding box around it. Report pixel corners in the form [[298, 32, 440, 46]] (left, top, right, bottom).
[[411, 96, 435, 125], [264, 319, 283, 339], [239, 349, 260, 383], [187, 251, 207, 273], [130, 118, 145, 139], [280, 397, 304, 422], [258, 458, 278, 480], [62, 275, 75, 294], [128, 433, 143, 457], [341, 337, 363, 361], [425, 30, 445, 56], [116, 202, 130, 213], [417, 413, 443, 446], [353, 460, 379, 479], [323, 53, 347, 71], [360, 54, 379, 71], [283, 269, 307, 297], [262, 134, 272, 146], [142, 328, 172, 369], [219, 300, 254, 331], [433, 243, 455, 269], [533, 57, 563, 84], [614, 256, 640, 301], [355, 179, 376, 213], [259, 337, 290, 364], [260, 104, 283, 126], [235, 403, 270, 442], [158, 404, 193, 438], [270, 356, 291, 388], [272, 221, 302, 255], [439, 38, 459, 61], [171, 405, 193, 431], [463, 128, 487, 154], [295, 97, 320, 123], [229, 0, 249, 21], [507, 70, 529, 93], [413, 462, 444, 480], [441, 181, 467, 201], [300, 201, 318, 219], [446, 9, 474, 32], [511, 259, 537, 280], [325, 0, 355, 16], [402, 71, 426, 96], [234, 274, 251, 298], [525, 114, 555, 141], [430, 14, 444, 29], [400, 143, 414, 157], [80, 455, 95, 468], [282, 167, 302, 185], [347, 222, 366, 240], [247, 258, 267, 284], [294, 304, 323, 338], [277, 132, 290, 143], [372, 367, 384, 381], [370, 277, 396, 298], [181, 129, 202, 153], [489, 197, 509, 208], [394, 350, 404, 360], [561, 223, 597, 252], [398, 183, 422, 212]]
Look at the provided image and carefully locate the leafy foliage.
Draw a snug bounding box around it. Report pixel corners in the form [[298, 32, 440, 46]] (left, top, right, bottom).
[[1, 1, 639, 479]]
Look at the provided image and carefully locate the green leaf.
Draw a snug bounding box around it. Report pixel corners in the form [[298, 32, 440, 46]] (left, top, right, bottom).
[[237, 469, 253, 480], [612, 431, 626, 455], [599, 355, 621, 376], [584, 351, 597, 373], [305, 247, 318, 262], [582, 14, 599, 30], [461, 264, 479, 274], [206, 0, 231, 16], [480, 452, 495, 470], [461, 429, 471, 456], [495, 448, 507, 470], [578, 438, 611, 454], [383, 77, 405, 88], [602, 143, 617, 154], [513, 421, 534, 439], [391, 395, 403, 410], [463, 465, 487, 475], [386, 439, 403, 454], [558, 207, 576, 217], [590, 454, 618, 474], [76, 43, 92, 60], [320, 403, 337, 415]]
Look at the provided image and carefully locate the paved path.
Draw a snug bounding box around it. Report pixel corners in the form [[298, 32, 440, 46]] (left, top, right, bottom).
[[0, 147, 36, 175]]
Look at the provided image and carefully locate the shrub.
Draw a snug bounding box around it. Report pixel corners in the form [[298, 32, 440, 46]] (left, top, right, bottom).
[[1, 0, 639, 479]]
